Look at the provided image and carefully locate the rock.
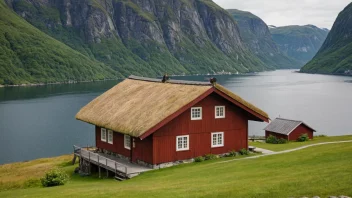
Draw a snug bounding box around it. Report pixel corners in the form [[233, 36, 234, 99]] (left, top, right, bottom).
[[338, 196, 351, 198], [74, 167, 80, 174]]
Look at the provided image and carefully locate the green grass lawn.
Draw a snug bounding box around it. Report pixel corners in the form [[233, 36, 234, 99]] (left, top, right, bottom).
[[0, 140, 352, 197], [249, 135, 352, 151]]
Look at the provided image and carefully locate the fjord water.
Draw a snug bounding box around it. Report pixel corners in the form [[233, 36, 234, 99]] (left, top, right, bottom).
[[1, 70, 352, 164]]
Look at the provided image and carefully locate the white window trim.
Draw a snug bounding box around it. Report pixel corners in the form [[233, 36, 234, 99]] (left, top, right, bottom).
[[124, 134, 131, 150], [101, 128, 107, 142], [176, 135, 189, 151], [211, 132, 224, 148], [107, 130, 113, 144], [191, 107, 202, 120], [215, 106, 225, 119]]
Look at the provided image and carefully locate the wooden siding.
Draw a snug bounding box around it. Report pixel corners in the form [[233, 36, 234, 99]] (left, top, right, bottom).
[[132, 136, 153, 164], [152, 93, 250, 164], [95, 126, 131, 158], [288, 124, 314, 140], [265, 131, 288, 140], [95, 126, 154, 164]]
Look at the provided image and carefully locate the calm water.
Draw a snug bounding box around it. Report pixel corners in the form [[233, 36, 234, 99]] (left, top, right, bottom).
[[1, 70, 352, 164]]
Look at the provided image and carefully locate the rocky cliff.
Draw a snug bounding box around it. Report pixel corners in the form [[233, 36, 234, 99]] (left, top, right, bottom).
[[228, 9, 301, 69], [301, 2, 352, 75], [270, 25, 329, 65], [2, 0, 271, 85]]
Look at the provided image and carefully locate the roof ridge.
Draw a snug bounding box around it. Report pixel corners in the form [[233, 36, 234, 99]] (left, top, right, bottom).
[[276, 117, 302, 122], [128, 75, 212, 86]]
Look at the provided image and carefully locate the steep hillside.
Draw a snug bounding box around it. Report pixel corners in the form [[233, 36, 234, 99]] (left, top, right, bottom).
[[0, 0, 118, 85], [228, 9, 301, 69], [2, 0, 272, 85], [301, 2, 352, 75], [270, 25, 329, 65]]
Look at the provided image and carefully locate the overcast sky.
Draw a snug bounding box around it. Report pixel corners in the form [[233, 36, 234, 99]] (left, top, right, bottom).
[[213, 0, 351, 29]]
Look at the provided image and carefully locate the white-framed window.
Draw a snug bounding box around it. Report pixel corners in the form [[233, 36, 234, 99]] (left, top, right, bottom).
[[215, 106, 225, 118], [107, 130, 113, 144], [101, 128, 107, 142], [191, 107, 202, 120], [176, 135, 189, 151], [211, 132, 224, 148], [124, 135, 131, 150]]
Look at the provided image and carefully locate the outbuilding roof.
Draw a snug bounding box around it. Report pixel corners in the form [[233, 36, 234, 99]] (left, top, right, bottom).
[[76, 76, 269, 139], [264, 118, 316, 135]]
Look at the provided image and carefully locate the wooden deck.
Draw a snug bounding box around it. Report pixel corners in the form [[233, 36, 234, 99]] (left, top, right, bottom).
[[73, 146, 152, 179]]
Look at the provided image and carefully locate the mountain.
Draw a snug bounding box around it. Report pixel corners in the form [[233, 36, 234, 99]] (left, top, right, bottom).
[[301, 2, 352, 75], [0, 0, 119, 85], [227, 9, 301, 69], [270, 25, 329, 65], [1, 0, 272, 85]]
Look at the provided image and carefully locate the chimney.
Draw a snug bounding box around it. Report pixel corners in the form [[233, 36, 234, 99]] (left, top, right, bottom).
[[210, 77, 217, 86]]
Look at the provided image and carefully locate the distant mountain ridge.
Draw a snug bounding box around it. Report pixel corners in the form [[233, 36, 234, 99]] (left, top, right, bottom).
[[301, 2, 352, 75], [227, 9, 301, 69], [270, 25, 329, 65]]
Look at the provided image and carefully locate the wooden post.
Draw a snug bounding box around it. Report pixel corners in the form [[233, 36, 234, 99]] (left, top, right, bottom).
[[106, 159, 108, 178], [88, 152, 91, 174], [115, 162, 117, 177], [98, 155, 100, 178]]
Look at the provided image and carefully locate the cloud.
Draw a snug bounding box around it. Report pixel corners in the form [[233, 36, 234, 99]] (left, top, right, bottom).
[[213, 0, 351, 28]]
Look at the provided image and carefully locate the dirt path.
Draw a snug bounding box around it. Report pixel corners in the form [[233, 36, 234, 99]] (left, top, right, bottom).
[[217, 140, 352, 164]]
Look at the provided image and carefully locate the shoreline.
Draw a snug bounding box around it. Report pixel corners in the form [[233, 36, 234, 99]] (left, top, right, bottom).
[[298, 70, 352, 77], [0, 78, 121, 88]]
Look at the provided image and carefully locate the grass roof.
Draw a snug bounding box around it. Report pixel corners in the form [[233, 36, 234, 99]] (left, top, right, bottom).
[[76, 78, 211, 137], [76, 77, 269, 138]]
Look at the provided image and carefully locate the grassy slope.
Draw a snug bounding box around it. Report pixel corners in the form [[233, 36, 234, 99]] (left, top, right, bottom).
[[0, 136, 352, 197], [249, 135, 352, 151], [0, 0, 119, 85], [301, 3, 352, 74]]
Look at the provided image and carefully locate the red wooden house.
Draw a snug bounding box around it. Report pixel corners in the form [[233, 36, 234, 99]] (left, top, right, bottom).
[[76, 76, 269, 168], [264, 118, 316, 141]]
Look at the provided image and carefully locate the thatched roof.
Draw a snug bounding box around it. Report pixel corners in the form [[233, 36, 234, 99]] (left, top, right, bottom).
[[76, 76, 269, 138]]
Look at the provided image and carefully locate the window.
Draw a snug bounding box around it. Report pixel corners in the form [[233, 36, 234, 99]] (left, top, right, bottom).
[[211, 132, 224, 147], [191, 107, 202, 120], [176, 135, 189, 151], [124, 135, 131, 150], [107, 130, 113, 144], [101, 128, 107, 142], [215, 106, 225, 118]]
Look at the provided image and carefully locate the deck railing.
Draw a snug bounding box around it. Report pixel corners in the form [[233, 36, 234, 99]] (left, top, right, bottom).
[[73, 145, 128, 175]]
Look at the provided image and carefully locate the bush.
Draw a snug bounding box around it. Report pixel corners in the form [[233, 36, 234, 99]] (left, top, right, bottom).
[[266, 135, 288, 144], [226, 150, 238, 157], [204, 154, 216, 160], [266, 135, 278, 144], [297, 133, 310, 142], [194, 156, 205, 162], [277, 138, 288, 144], [239, 148, 249, 155], [40, 169, 69, 187]]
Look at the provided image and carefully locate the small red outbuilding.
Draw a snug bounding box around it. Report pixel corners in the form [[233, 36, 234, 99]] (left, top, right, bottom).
[[264, 118, 316, 141]]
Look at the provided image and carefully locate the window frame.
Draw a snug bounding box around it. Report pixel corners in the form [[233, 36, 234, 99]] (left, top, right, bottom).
[[215, 106, 226, 119], [107, 130, 113, 144], [101, 128, 107, 142], [124, 134, 131, 150], [176, 135, 189, 151], [191, 107, 202, 120], [211, 132, 224, 148]]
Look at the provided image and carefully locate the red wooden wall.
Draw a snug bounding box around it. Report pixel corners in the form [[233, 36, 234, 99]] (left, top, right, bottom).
[[288, 124, 314, 140], [95, 126, 154, 164], [265, 131, 288, 140], [152, 93, 250, 164]]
